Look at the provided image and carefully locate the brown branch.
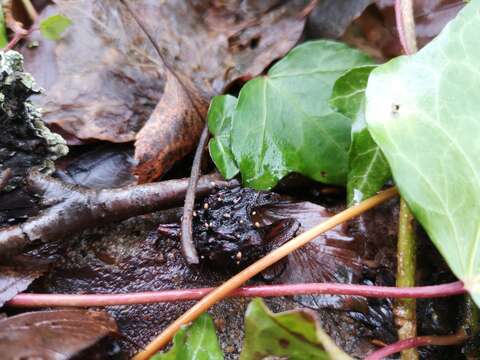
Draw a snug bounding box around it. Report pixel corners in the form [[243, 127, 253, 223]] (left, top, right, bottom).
[[0, 172, 238, 261]]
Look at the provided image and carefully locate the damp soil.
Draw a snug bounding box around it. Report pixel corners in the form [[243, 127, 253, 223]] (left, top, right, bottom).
[[25, 186, 465, 359]]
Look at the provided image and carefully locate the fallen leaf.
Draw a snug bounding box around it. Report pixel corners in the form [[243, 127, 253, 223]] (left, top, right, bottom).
[[134, 71, 207, 183], [0, 309, 120, 359], [306, 0, 373, 39], [55, 144, 136, 189], [21, 1, 164, 144], [21, 0, 310, 182], [253, 200, 366, 311], [0, 266, 44, 307]]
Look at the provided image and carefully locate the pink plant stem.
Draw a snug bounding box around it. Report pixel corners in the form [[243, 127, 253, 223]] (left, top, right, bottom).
[[7, 281, 465, 308], [395, 0, 417, 55], [365, 332, 468, 360]]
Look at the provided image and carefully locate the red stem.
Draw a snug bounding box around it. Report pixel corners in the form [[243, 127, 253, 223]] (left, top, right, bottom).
[[4, 32, 25, 51], [7, 281, 465, 308], [365, 332, 468, 360]]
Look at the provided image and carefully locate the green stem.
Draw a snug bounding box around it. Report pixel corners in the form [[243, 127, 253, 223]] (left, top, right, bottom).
[[394, 1, 418, 358], [395, 198, 418, 360]]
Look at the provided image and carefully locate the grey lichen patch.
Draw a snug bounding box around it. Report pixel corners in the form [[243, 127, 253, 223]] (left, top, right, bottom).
[[0, 51, 68, 191]]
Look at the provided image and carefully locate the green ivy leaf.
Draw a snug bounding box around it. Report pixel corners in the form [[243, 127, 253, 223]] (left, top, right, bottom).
[[152, 313, 223, 360], [230, 40, 373, 190], [240, 298, 352, 360], [208, 95, 239, 179], [39, 14, 72, 41], [330, 65, 391, 206], [365, 0, 480, 305], [0, 7, 8, 48]]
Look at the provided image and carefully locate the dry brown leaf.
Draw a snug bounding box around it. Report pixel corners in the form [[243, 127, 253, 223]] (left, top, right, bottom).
[[21, 1, 163, 144], [21, 0, 309, 181], [0, 309, 119, 359], [134, 71, 207, 183], [0, 266, 44, 307]]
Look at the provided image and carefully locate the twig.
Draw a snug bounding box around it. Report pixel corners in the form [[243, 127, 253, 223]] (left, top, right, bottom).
[[0, 172, 238, 260], [394, 2, 419, 359], [181, 124, 209, 264], [395, 199, 418, 360], [7, 281, 465, 308], [133, 187, 399, 360], [365, 331, 468, 360]]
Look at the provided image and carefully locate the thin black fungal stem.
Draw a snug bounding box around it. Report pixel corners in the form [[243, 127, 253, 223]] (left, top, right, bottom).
[[181, 124, 209, 264]]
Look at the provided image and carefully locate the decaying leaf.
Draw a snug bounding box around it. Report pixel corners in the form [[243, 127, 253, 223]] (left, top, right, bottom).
[[29, 183, 460, 357], [21, 1, 164, 144], [253, 200, 366, 310], [0, 266, 45, 307], [0, 309, 120, 359], [134, 71, 207, 183], [21, 0, 310, 182], [307, 0, 373, 39], [55, 144, 136, 189]]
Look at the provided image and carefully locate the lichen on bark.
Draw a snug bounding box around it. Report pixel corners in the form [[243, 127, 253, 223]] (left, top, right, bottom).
[[0, 50, 68, 192]]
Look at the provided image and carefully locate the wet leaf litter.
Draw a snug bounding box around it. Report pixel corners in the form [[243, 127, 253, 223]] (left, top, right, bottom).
[[0, 0, 478, 359]]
